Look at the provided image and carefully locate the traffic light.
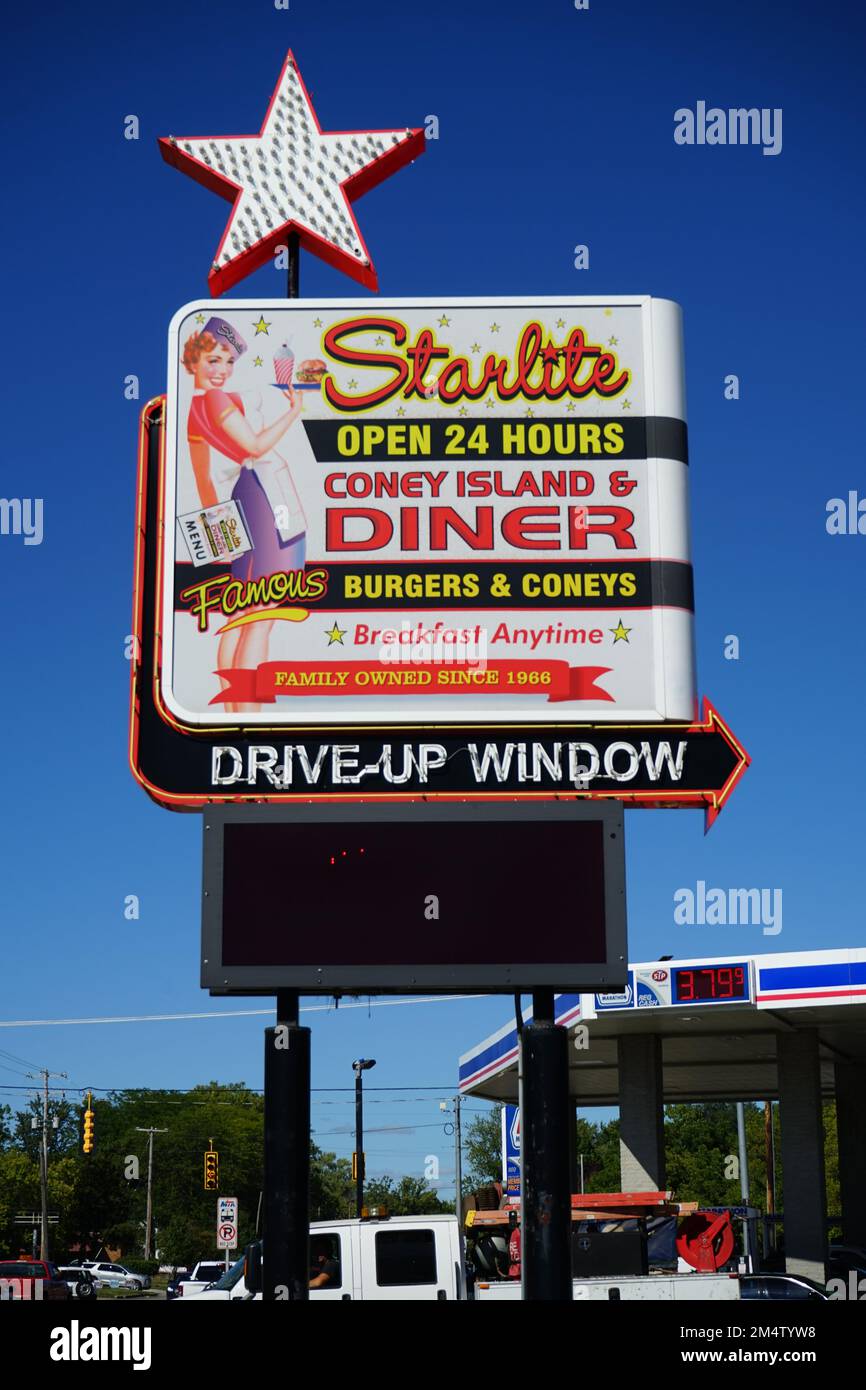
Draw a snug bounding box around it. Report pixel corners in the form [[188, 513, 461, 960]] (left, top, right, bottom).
[[204, 1149, 219, 1191], [82, 1093, 95, 1154]]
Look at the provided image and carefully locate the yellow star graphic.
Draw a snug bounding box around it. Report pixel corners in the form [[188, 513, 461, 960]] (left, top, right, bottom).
[[622, 398, 632, 410], [565, 401, 576, 413], [610, 619, 632, 643], [253, 315, 272, 335], [603, 308, 612, 317], [608, 335, 618, 346], [485, 398, 495, 409], [438, 315, 452, 327], [195, 313, 205, 325], [396, 406, 406, 416], [525, 408, 535, 418], [556, 318, 566, 329], [375, 336, 385, 345], [347, 379, 358, 390], [490, 322, 500, 333], [253, 356, 263, 367], [471, 342, 481, 353], [458, 406, 468, 416], [325, 622, 347, 646], [313, 317, 323, 328]]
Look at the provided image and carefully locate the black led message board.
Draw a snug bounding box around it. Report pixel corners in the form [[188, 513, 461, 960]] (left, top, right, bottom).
[[201, 801, 626, 994]]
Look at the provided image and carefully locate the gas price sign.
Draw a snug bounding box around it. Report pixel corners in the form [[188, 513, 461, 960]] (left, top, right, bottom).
[[671, 963, 750, 1005]]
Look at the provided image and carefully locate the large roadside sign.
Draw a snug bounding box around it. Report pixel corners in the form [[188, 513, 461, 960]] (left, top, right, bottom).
[[130, 296, 748, 822]]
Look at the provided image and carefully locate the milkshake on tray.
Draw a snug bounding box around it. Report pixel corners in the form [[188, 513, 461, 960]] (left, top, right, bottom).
[[274, 340, 295, 391]]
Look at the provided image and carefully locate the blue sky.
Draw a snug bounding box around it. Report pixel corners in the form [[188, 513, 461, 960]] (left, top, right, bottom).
[[1, 0, 863, 1195]]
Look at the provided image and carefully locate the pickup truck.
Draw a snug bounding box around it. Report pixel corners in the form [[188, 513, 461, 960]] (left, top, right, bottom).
[[175, 1260, 230, 1297], [475, 1272, 740, 1300], [178, 1214, 741, 1302], [182, 1215, 466, 1301], [0, 1258, 71, 1301]]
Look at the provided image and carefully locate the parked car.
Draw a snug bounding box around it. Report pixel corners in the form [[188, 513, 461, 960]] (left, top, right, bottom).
[[81, 1260, 151, 1291], [740, 1274, 828, 1301], [0, 1258, 71, 1301], [56, 1265, 100, 1300], [828, 1244, 866, 1274]]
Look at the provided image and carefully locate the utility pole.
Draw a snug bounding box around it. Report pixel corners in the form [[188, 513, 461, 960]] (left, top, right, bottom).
[[453, 1092, 463, 1219], [25, 1066, 67, 1260], [135, 1127, 168, 1259]]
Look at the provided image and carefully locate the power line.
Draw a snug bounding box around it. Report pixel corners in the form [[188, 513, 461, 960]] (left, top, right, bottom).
[[0, 1046, 46, 1072], [0, 994, 489, 1030]]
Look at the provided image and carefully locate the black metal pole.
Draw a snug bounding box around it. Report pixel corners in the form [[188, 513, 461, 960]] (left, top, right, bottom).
[[263, 990, 310, 1300], [355, 1069, 364, 1218], [261, 221, 304, 1303], [287, 231, 300, 299], [519, 988, 573, 1300]]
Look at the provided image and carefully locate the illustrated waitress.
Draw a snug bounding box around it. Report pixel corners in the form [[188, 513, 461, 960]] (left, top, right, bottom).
[[182, 315, 305, 712]]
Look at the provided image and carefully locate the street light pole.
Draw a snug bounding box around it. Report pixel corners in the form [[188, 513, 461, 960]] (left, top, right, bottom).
[[353, 1059, 376, 1218]]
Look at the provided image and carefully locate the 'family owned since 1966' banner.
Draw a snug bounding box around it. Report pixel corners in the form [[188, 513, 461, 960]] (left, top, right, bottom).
[[161, 296, 695, 728]]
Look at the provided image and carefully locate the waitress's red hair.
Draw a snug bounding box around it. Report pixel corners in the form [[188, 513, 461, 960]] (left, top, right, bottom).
[[182, 331, 222, 373]]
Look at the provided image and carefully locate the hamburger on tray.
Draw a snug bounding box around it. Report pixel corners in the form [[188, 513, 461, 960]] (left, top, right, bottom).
[[295, 358, 327, 388]]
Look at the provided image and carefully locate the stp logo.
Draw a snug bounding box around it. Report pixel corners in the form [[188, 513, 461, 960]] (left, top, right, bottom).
[[651, 970, 668, 982]]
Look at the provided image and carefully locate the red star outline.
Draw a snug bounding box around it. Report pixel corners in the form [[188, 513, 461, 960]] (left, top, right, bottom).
[[158, 50, 425, 295]]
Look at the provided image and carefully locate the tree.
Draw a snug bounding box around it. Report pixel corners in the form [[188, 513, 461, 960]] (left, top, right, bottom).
[[0, 1149, 40, 1253], [362, 1175, 450, 1216], [154, 1215, 213, 1271], [579, 1116, 621, 1192], [309, 1144, 353, 1220], [462, 1105, 502, 1191]]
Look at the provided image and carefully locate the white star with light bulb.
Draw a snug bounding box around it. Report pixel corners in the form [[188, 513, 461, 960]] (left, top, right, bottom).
[[159, 50, 424, 295]]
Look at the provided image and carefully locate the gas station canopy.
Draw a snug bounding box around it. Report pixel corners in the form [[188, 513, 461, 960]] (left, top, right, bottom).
[[459, 948, 866, 1105]]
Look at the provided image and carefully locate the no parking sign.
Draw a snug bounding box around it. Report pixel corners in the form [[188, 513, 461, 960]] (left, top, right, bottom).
[[217, 1197, 238, 1250]]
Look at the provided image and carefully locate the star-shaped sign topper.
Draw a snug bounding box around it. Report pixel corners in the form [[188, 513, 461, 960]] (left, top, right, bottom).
[[159, 50, 425, 295]]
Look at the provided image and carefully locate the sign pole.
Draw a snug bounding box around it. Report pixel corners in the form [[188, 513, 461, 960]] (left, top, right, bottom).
[[287, 230, 300, 300], [520, 988, 573, 1300], [263, 989, 310, 1301], [261, 222, 310, 1303]]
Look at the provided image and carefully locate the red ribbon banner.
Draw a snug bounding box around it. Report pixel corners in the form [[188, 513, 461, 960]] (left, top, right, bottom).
[[210, 660, 613, 704]]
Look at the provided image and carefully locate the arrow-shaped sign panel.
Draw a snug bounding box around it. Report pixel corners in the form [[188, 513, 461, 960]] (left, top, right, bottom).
[[130, 401, 749, 825]]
